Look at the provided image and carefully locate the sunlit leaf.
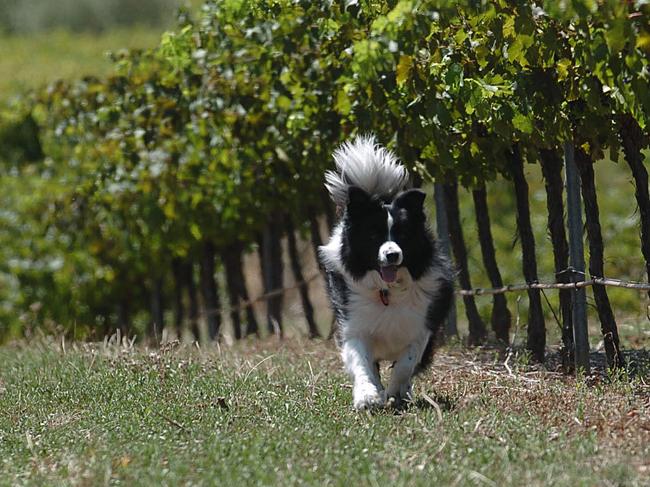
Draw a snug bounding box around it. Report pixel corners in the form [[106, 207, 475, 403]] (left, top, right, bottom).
[[396, 54, 413, 87]]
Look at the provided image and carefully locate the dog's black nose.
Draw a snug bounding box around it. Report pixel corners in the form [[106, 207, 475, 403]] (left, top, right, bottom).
[[385, 251, 400, 264]]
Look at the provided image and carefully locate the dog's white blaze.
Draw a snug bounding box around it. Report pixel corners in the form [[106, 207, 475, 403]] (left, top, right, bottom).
[[386, 209, 394, 240], [378, 210, 402, 266]]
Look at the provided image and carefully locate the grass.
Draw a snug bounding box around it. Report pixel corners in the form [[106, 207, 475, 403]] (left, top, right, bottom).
[[1, 338, 648, 486]]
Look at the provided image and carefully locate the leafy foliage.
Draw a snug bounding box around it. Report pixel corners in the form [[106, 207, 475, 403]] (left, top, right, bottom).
[[0, 0, 648, 339]]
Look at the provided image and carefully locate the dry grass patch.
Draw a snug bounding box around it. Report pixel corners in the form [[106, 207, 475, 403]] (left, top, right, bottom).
[[426, 346, 650, 470]]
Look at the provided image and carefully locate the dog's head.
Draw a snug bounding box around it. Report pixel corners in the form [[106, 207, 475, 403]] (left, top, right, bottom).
[[341, 186, 433, 283]]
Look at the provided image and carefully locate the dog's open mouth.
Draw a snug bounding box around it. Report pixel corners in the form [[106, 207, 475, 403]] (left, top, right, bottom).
[[379, 265, 398, 283]]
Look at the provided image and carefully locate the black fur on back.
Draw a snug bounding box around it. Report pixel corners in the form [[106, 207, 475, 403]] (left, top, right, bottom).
[[323, 270, 349, 344]]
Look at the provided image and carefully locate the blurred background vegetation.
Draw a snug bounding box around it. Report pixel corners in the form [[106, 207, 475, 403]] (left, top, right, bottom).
[[0, 0, 203, 95], [0, 0, 198, 340], [0, 0, 648, 353], [0, 0, 183, 33]]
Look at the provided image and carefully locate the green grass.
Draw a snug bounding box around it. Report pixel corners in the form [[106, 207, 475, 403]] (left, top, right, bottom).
[[1, 339, 648, 485], [0, 28, 163, 98]]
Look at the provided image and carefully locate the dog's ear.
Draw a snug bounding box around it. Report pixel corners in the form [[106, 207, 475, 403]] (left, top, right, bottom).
[[347, 185, 372, 213], [393, 189, 426, 214]]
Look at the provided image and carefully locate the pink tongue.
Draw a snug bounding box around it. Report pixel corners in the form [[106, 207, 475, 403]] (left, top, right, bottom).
[[380, 265, 398, 283]]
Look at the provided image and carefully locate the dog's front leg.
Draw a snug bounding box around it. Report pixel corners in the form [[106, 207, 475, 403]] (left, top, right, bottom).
[[386, 339, 427, 407], [341, 338, 384, 410]]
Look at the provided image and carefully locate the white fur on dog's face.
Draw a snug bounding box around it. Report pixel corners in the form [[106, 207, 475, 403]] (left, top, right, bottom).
[[378, 241, 403, 267], [377, 209, 403, 267]]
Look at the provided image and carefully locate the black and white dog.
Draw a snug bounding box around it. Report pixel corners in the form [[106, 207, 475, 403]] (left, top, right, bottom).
[[319, 135, 454, 410]]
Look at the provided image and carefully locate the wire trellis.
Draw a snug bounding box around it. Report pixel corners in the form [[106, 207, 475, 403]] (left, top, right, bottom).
[[215, 271, 650, 315], [456, 275, 650, 296]]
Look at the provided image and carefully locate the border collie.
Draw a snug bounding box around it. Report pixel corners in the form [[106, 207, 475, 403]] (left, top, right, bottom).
[[319, 135, 454, 410]]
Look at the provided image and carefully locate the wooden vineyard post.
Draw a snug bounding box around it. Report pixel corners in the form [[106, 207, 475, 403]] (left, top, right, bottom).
[[434, 182, 458, 338], [509, 147, 545, 362], [564, 142, 590, 374]]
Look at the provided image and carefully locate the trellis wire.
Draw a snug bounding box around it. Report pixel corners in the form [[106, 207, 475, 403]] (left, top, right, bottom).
[[201, 272, 322, 316], [196, 266, 648, 369], [210, 271, 650, 313], [456, 275, 650, 296]]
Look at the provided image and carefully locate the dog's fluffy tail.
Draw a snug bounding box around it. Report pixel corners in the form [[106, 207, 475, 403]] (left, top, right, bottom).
[[324, 135, 409, 207]]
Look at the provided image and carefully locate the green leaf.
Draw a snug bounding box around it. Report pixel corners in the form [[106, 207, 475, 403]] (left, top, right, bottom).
[[454, 29, 468, 45], [335, 89, 351, 115], [604, 17, 628, 54], [190, 223, 202, 241], [421, 141, 438, 160], [512, 112, 533, 134], [445, 63, 464, 92], [276, 95, 292, 111], [502, 16, 515, 38], [636, 33, 650, 54], [507, 35, 533, 66], [396, 55, 413, 87], [556, 58, 571, 81], [475, 45, 490, 68]]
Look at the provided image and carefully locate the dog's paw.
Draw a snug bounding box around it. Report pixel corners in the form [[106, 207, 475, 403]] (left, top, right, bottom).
[[385, 394, 411, 410], [386, 383, 413, 409], [353, 383, 384, 410]]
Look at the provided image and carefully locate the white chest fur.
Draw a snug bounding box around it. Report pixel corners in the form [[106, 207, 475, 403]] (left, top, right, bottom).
[[320, 224, 442, 362], [341, 267, 438, 362]]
